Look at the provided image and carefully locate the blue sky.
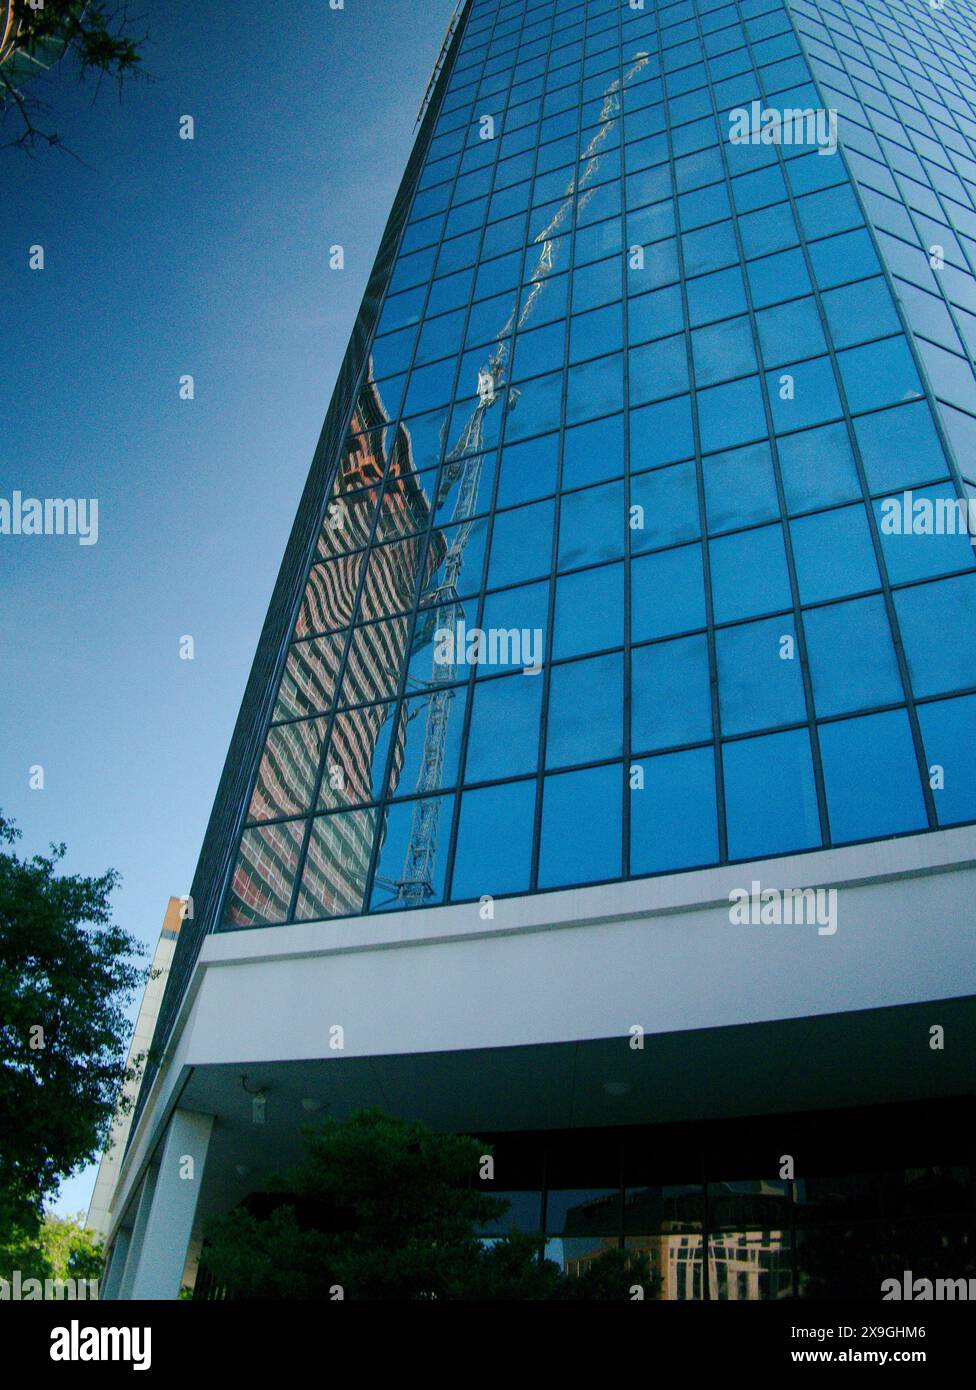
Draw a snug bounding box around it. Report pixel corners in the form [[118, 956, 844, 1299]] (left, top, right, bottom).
[[1, 0, 458, 1219]]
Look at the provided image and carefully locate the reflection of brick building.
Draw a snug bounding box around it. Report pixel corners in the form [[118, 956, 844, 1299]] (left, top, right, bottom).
[[225, 367, 444, 926], [559, 1184, 791, 1300]]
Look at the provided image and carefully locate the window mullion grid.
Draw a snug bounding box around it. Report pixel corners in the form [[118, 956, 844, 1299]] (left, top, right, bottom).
[[441, 52, 553, 901], [279, 0, 498, 925], [781, 4, 943, 834], [528, 1, 607, 894], [353, 0, 531, 918]]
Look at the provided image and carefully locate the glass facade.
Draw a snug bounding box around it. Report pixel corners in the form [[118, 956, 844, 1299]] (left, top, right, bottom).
[[223, 0, 976, 930], [190, 1096, 973, 1302], [430, 1098, 974, 1299]]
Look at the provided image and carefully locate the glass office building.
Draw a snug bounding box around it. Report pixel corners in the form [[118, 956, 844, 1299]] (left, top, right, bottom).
[[110, 0, 976, 1302], [223, 0, 976, 931]]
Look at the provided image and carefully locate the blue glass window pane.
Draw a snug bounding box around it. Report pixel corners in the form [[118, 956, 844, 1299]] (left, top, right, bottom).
[[698, 376, 767, 453], [790, 506, 880, 603], [451, 780, 536, 899], [552, 562, 624, 658], [628, 130, 672, 173], [566, 351, 625, 422], [631, 198, 675, 244], [785, 147, 847, 196], [547, 652, 623, 766], [710, 524, 792, 622], [716, 615, 806, 735], [559, 480, 625, 568], [474, 250, 522, 302], [778, 423, 861, 513], [808, 228, 881, 290], [436, 229, 482, 276], [632, 544, 706, 640], [523, 233, 568, 285], [805, 596, 904, 718], [875, 484, 976, 584], [915, 340, 976, 412], [627, 284, 684, 345], [512, 320, 567, 379], [768, 356, 843, 432], [369, 796, 454, 910], [756, 298, 827, 369], [490, 178, 532, 222], [387, 687, 467, 799], [630, 335, 690, 403], [631, 634, 712, 753], [538, 764, 622, 888], [731, 163, 787, 214], [372, 325, 418, 378], [917, 695, 976, 827], [794, 183, 863, 240], [403, 357, 456, 414], [630, 395, 695, 469], [519, 270, 568, 329], [822, 276, 901, 350], [575, 214, 624, 263], [682, 219, 739, 276], [626, 237, 680, 293], [427, 267, 476, 317], [630, 747, 719, 874], [488, 499, 555, 588], [686, 266, 748, 326], [626, 165, 673, 209], [503, 370, 563, 441], [401, 211, 445, 254], [413, 310, 466, 369], [378, 285, 426, 334], [679, 178, 731, 227], [572, 256, 622, 311], [703, 442, 779, 532], [819, 710, 927, 843], [570, 301, 624, 361], [723, 729, 821, 859], [476, 579, 549, 673], [465, 671, 542, 784], [747, 248, 812, 309], [853, 402, 950, 493], [563, 413, 626, 487], [893, 575, 976, 698], [428, 507, 490, 594], [692, 316, 757, 386], [397, 408, 450, 475], [453, 165, 494, 207], [467, 291, 517, 348], [837, 337, 924, 414], [497, 432, 559, 507], [738, 201, 799, 258], [630, 461, 700, 551]]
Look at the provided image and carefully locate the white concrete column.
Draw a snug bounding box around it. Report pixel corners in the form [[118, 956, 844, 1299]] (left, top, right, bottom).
[[99, 1227, 132, 1300], [116, 1163, 159, 1300], [125, 1109, 214, 1301]]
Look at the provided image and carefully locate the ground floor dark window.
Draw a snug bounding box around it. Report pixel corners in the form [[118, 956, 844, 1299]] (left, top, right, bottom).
[[474, 1096, 975, 1299]]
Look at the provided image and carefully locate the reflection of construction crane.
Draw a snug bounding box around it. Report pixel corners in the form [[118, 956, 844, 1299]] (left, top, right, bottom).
[[389, 55, 650, 906]]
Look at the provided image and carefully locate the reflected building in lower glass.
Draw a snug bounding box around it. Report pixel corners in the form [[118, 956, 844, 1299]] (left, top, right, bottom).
[[105, 0, 976, 1301]]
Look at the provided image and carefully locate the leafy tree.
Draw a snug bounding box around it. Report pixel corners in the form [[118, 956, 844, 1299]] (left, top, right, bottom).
[[0, 1, 145, 153], [0, 810, 147, 1239], [1, 1210, 102, 1287], [201, 1109, 658, 1301]]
